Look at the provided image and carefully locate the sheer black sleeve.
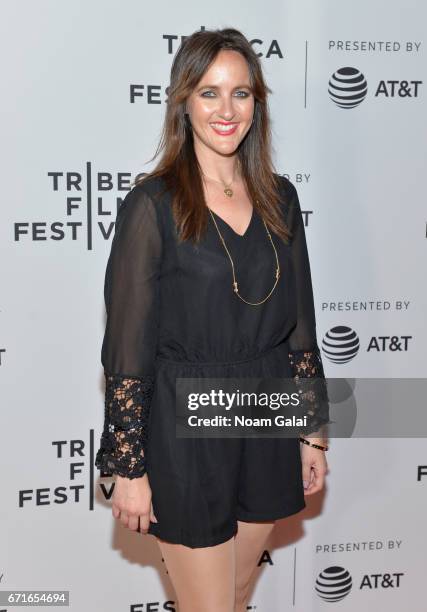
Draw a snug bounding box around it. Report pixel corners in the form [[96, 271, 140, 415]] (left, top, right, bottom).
[[284, 179, 330, 438], [95, 183, 162, 478]]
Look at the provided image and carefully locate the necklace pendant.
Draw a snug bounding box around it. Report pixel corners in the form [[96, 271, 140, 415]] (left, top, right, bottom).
[[224, 187, 233, 198]]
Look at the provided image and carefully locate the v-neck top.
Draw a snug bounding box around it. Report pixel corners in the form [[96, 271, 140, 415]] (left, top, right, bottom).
[[95, 173, 330, 479], [208, 204, 255, 238]]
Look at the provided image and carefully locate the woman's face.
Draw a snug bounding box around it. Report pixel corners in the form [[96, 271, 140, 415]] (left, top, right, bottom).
[[186, 49, 255, 158]]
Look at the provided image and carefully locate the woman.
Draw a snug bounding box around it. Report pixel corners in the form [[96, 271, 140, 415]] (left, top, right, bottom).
[[96, 27, 330, 612]]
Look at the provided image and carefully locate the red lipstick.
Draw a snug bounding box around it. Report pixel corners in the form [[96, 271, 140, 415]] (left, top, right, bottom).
[[210, 122, 239, 136]]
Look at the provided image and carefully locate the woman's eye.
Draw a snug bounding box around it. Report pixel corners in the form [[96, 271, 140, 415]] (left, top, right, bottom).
[[200, 90, 251, 98]]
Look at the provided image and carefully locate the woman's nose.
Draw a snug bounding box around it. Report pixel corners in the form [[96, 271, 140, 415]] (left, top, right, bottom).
[[217, 96, 235, 120]]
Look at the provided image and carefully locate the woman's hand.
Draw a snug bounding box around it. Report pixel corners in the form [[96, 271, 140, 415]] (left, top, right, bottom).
[[300, 441, 329, 495], [111, 473, 158, 533]]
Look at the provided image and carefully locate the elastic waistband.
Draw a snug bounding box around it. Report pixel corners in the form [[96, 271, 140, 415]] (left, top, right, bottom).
[[155, 341, 288, 368]]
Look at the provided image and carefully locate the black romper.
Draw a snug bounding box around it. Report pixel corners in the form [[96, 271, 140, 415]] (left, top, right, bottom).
[[95, 173, 329, 548]]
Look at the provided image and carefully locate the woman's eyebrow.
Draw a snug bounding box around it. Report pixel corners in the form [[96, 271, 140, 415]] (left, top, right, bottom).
[[196, 83, 252, 90]]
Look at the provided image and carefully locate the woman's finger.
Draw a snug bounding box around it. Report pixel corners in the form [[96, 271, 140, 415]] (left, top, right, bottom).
[[306, 464, 325, 494], [150, 503, 158, 523], [120, 511, 129, 527], [112, 503, 121, 519], [302, 467, 314, 494], [301, 460, 312, 490], [139, 512, 151, 533], [127, 514, 139, 531]]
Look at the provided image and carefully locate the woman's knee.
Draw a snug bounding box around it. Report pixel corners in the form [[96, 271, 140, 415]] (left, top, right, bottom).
[[155, 536, 236, 611], [233, 520, 276, 609]]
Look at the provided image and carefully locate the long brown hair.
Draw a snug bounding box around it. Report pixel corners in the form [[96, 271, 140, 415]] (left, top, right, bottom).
[[135, 27, 291, 244]]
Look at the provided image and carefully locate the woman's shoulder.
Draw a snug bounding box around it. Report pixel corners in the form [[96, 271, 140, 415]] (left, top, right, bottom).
[[272, 173, 301, 234], [272, 172, 299, 204], [118, 173, 171, 223], [129, 173, 171, 205], [113, 174, 170, 236]]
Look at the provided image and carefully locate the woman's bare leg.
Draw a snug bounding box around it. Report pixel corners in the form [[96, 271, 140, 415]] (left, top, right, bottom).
[[234, 520, 276, 612], [156, 535, 236, 612]]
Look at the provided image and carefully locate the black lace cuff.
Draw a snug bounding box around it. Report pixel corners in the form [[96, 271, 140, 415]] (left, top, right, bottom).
[[288, 345, 330, 436], [95, 373, 155, 479]]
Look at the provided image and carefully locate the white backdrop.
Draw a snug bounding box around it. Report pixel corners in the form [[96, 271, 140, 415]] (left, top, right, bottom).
[[1, 1, 426, 610]]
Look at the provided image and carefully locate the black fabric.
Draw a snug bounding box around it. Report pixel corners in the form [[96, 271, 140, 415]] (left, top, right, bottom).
[[282, 182, 330, 435], [95, 186, 162, 478], [95, 173, 330, 545]]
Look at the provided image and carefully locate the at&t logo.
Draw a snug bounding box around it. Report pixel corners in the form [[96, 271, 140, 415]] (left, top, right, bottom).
[[322, 325, 412, 363], [315, 565, 404, 601], [315, 566, 352, 601], [329, 66, 422, 108]]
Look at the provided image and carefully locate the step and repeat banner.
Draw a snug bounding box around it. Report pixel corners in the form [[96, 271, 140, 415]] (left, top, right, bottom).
[[1, 1, 426, 610]]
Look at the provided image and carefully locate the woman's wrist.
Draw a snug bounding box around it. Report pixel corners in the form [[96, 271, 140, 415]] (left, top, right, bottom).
[[299, 435, 329, 451], [300, 425, 328, 446], [301, 435, 328, 444]]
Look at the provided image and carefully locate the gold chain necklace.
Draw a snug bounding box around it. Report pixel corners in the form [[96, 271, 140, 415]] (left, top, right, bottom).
[[208, 207, 281, 306], [201, 171, 236, 197]]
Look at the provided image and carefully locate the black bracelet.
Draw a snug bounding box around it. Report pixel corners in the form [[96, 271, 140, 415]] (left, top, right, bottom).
[[299, 436, 329, 451]]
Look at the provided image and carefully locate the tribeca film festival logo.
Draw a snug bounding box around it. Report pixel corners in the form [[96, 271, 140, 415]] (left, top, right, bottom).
[[328, 66, 422, 108], [315, 566, 404, 602], [163, 26, 283, 58], [14, 164, 132, 249], [17, 430, 106, 511], [321, 325, 412, 364], [130, 26, 283, 105]]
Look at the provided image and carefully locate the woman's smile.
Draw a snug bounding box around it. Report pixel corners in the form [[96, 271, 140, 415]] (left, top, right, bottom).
[[209, 121, 239, 135]]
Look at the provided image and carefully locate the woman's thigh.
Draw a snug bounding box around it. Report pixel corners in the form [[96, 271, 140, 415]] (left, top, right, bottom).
[[155, 535, 236, 612], [234, 520, 276, 606]]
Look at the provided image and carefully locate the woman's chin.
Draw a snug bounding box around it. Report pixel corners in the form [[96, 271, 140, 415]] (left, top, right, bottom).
[[211, 141, 242, 156]]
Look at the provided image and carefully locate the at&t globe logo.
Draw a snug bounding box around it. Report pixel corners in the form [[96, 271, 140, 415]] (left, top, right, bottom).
[[328, 67, 368, 108], [322, 325, 360, 363], [315, 565, 353, 602]]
